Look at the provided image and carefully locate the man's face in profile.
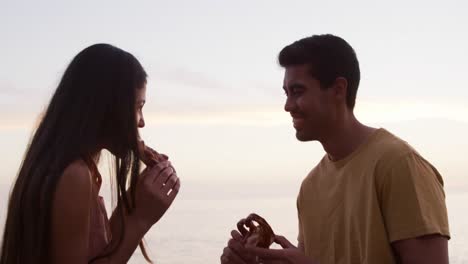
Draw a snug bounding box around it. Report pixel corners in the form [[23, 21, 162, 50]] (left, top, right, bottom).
[[283, 64, 335, 142]]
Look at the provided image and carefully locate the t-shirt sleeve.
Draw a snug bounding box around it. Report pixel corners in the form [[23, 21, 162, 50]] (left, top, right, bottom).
[[379, 151, 450, 243]]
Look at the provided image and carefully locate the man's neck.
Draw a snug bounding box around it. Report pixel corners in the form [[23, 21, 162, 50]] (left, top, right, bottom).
[[320, 115, 377, 161]]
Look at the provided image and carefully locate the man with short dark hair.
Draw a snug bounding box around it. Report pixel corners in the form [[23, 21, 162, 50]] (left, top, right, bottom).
[[221, 34, 450, 264]]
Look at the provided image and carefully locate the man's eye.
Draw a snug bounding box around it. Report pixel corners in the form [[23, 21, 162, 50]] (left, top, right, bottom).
[[292, 88, 303, 95]]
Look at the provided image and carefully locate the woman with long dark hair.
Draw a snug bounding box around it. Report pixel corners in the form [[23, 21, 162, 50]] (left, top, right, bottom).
[[0, 44, 180, 263]]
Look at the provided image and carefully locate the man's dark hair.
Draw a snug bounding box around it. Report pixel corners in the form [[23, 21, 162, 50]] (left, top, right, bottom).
[[278, 34, 360, 109]]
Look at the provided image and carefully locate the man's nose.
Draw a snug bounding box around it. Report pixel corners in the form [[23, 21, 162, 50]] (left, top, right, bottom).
[[284, 96, 295, 112]]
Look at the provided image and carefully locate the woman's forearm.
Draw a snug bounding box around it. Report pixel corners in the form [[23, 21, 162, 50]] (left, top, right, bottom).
[[91, 211, 148, 264]]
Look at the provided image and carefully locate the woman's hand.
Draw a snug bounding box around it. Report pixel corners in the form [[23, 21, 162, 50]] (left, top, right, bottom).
[[132, 160, 180, 232]]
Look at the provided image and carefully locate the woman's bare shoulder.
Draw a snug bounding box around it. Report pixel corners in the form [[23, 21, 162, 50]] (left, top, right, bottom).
[[62, 159, 92, 180], [54, 159, 94, 208], [51, 160, 95, 262]]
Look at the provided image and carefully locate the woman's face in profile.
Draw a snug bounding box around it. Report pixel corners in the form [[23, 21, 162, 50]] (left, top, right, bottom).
[[104, 84, 147, 157], [136, 84, 146, 129]]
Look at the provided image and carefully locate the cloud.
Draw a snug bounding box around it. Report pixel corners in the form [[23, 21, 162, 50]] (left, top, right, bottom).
[[3, 99, 468, 131], [146, 66, 282, 103], [156, 67, 280, 96], [144, 106, 287, 126], [145, 99, 468, 126], [356, 99, 468, 124], [155, 67, 231, 91], [2, 73, 468, 132]]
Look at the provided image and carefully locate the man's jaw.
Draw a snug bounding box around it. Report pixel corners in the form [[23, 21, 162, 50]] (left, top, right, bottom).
[[291, 113, 306, 129]]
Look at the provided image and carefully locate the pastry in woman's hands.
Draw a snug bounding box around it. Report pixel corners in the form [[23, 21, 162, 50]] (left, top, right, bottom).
[[137, 140, 165, 167]]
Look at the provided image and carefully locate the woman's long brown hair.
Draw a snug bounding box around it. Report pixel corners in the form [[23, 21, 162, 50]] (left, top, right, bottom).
[[1, 44, 153, 263]]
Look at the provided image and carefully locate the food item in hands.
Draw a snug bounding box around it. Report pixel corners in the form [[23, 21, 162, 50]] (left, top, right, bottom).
[[137, 140, 165, 167], [237, 213, 275, 248]]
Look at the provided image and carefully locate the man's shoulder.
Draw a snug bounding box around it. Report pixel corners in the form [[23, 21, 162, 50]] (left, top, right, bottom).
[[370, 128, 439, 178], [370, 128, 417, 162]]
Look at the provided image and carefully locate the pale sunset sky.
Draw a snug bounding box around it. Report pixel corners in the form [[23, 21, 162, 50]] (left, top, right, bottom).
[[1, 0, 467, 198]]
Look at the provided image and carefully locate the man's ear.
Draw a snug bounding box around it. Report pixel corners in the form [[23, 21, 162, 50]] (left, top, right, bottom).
[[331, 77, 348, 104]]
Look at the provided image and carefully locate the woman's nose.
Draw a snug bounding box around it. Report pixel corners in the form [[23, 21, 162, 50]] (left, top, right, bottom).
[[138, 117, 145, 128]]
